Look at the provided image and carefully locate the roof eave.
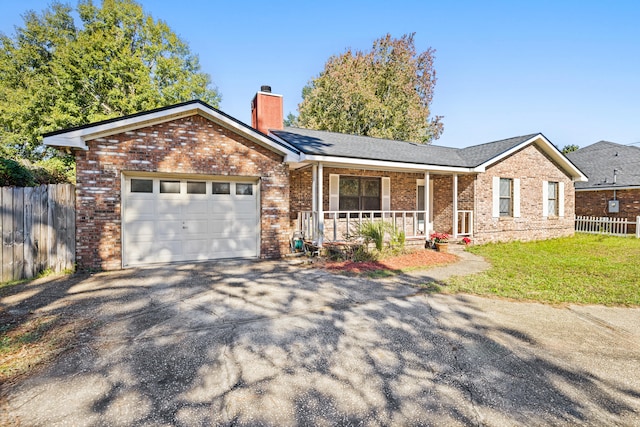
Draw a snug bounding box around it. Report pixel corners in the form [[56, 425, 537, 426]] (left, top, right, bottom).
[[43, 102, 299, 158], [474, 133, 588, 182], [576, 185, 640, 191], [300, 154, 475, 173]]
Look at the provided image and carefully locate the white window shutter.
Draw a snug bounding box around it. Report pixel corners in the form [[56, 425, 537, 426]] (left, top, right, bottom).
[[492, 176, 500, 218], [382, 177, 391, 211], [329, 174, 339, 211], [558, 182, 565, 217], [513, 178, 521, 218], [542, 181, 549, 217]]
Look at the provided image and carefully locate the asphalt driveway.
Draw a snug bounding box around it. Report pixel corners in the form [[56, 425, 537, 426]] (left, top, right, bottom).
[[1, 259, 640, 426]]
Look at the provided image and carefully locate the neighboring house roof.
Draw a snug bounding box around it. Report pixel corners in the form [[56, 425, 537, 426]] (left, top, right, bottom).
[[42, 100, 300, 159], [273, 128, 586, 181], [566, 141, 640, 190]]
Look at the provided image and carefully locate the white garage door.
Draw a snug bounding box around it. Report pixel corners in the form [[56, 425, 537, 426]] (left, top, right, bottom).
[[122, 175, 259, 267]]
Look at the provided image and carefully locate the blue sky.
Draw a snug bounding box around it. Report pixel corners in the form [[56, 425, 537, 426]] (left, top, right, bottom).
[[2, 0, 639, 149]]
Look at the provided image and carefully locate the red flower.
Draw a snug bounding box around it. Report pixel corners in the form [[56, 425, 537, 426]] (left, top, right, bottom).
[[430, 232, 449, 243]]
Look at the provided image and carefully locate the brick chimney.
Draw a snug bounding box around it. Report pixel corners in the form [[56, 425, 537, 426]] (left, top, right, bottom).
[[251, 85, 283, 134]]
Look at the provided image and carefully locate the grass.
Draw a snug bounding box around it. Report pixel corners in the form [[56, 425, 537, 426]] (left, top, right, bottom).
[[0, 314, 87, 382], [445, 234, 640, 306], [0, 269, 84, 383]]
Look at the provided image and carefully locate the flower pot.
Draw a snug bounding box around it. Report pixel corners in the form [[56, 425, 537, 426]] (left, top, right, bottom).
[[435, 242, 449, 253]]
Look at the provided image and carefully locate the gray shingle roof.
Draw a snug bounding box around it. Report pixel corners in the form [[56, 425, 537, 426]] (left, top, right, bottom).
[[272, 127, 540, 168], [566, 141, 640, 189]]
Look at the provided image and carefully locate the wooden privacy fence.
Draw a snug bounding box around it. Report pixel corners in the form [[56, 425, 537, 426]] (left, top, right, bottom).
[[575, 215, 640, 238], [1, 184, 75, 282]]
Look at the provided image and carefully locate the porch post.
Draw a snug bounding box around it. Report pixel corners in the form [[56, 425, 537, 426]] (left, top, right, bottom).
[[453, 174, 458, 238], [311, 164, 318, 241], [317, 162, 324, 246], [424, 171, 430, 236]]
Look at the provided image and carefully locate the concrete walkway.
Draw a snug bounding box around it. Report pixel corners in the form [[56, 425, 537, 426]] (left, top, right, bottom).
[[1, 254, 639, 426]]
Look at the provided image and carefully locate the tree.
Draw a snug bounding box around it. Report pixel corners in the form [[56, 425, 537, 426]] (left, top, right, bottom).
[[0, 0, 220, 161], [297, 33, 443, 144], [283, 112, 298, 127], [561, 144, 579, 154]]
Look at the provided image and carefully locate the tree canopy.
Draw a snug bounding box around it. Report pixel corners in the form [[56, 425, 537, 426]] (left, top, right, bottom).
[[297, 33, 443, 144], [0, 0, 220, 161], [561, 144, 580, 154]]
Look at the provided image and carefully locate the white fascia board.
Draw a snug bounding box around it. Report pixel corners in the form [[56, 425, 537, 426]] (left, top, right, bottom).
[[474, 134, 588, 182], [300, 154, 474, 173], [43, 107, 199, 150], [43, 103, 299, 158], [576, 186, 640, 192]]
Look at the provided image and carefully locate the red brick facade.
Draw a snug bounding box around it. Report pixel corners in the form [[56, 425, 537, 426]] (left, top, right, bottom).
[[75, 115, 290, 270], [473, 144, 575, 244], [575, 188, 640, 233]]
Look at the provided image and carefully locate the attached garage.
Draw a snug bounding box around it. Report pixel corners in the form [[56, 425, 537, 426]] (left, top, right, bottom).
[[43, 100, 297, 271], [122, 175, 259, 267]]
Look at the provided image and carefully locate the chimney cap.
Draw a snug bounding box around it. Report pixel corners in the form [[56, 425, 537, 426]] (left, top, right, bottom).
[[260, 85, 272, 93]]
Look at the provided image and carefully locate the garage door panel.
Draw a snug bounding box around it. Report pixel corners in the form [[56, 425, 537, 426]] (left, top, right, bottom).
[[125, 221, 156, 239], [183, 219, 209, 235], [155, 220, 184, 240], [184, 200, 209, 215], [124, 176, 258, 267]]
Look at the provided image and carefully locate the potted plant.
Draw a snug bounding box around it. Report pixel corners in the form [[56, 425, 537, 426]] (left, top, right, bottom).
[[430, 232, 450, 253]]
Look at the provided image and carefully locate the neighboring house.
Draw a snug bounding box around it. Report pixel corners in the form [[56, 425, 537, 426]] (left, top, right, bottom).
[[566, 141, 640, 232], [43, 88, 586, 270]]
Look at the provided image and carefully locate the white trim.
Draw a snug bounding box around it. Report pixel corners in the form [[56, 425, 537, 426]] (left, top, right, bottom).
[[453, 174, 458, 237], [559, 182, 565, 217], [474, 134, 587, 182], [513, 178, 521, 218], [317, 163, 324, 246], [492, 176, 500, 218], [381, 177, 391, 211], [542, 180, 549, 217], [576, 186, 640, 192], [299, 154, 474, 173], [43, 102, 300, 159], [329, 173, 339, 211]]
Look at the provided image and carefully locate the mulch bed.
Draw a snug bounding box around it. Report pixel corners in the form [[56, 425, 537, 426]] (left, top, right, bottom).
[[323, 248, 458, 274]]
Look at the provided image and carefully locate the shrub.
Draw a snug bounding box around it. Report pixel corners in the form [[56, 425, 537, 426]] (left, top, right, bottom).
[[356, 220, 388, 251], [0, 158, 35, 186]]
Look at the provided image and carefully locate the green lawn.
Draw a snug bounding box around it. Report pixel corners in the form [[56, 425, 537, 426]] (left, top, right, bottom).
[[445, 234, 640, 306]]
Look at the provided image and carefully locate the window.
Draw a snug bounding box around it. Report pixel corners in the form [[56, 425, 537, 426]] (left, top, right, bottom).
[[236, 183, 253, 195], [159, 180, 180, 194], [212, 182, 230, 195], [339, 177, 380, 211], [499, 178, 512, 217], [130, 179, 152, 193], [187, 181, 206, 194], [548, 181, 558, 216]]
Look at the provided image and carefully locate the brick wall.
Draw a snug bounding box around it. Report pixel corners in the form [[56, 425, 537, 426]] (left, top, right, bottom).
[[474, 144, 576, 244], [431, 174, 474, 235], [75, 115, 290, 270], [575, 188, 640, 233]]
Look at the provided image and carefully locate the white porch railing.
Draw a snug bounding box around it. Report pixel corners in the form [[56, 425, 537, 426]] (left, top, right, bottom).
[[299, 210, 427, 242], [298, 210, 475, 243], [575, 215, 640, 238], [457, 210, 473, 237]]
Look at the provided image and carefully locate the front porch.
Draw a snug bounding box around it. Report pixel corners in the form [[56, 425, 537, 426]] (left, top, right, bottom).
[[289, 164, 477, 247]]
